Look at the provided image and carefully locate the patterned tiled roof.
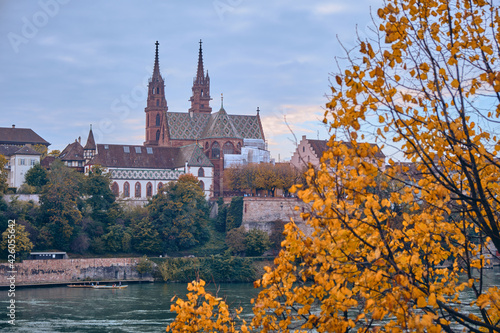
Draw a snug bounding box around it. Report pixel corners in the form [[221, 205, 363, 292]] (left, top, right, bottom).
[[180, 144, 213, 167], [166, 109, 264, 141], [228, 115, 264, 140], [166, 113, 210, 139], [202, 107, 241, 139]]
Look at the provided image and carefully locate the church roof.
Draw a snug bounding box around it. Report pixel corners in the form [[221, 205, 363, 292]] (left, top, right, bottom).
[[0, 127, 50, 147], [89, 144, 213, 169], [60, 141, 84, 162], [165, 109, 264, 141], [84, 127, 96, 150], [202, 107, 241, 139]]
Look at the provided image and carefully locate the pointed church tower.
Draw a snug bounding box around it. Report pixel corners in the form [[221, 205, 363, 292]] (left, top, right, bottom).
[[84, 124, 96, 163], [145, 41, 168, 146], [189, 40, 212, 115]]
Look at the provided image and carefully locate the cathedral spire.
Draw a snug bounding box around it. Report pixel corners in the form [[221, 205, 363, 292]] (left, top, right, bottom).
[[189, 39, 212, 114], [145, 41, 168, 146], [152, 41, 162, 81], [196, 39, 204, 82]]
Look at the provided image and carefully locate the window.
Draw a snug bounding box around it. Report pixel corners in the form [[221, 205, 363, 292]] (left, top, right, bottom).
[[223, 142, 235, 155], [156, 130, 160, 141], [198, 168, 204, 177], [211, 142, 220, 159], [104, 144, 109, 149], [124, 146, 130, 153], [156, 99, 159, 106], [302, 146, 305, 152], [156, 87, 159, 94], [112, 182, 119, 197], [135, 182, 141, 198], [158, 182, 163, 191], [156, 114, 160, 126], [30, 159, 37, 166], [200, 180, 205, 191], [124, 182, 130, 197], [135, 147, 142, 153], [19, 159, 25, 165], [146, 147, 153, 154], [146, 182, 152, 197], [152, 88, 154, 95]]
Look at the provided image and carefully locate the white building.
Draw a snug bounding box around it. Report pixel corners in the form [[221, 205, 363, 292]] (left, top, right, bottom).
[[86, 143, 214, 201], [224, 139, 271, 168], [0, 145, 41, 188]]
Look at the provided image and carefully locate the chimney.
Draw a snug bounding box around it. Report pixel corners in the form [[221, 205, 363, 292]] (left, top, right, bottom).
[[78, 136, 81, 144], [12, 125, 15, 128]]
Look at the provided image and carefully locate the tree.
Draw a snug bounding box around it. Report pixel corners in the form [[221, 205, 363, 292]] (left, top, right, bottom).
[[167, 0, 500, 332], [147, 174, 209, 252], [24, 163, 48, 191], [0, 155, 8, 194], [83, 165, 115, 212], [244, 228, 271, 257], [1, 223, 33, 259], [131, 217, 162, 254], [225, 226, 246, 256], [38, 160, 82, 250]]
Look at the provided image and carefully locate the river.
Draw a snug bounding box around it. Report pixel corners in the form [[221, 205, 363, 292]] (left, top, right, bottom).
[[2, 267, 499, 332], [0, 282, 259, 332]]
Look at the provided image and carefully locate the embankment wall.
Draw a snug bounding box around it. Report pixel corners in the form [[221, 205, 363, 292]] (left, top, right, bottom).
[[0, 258, 142, 286]]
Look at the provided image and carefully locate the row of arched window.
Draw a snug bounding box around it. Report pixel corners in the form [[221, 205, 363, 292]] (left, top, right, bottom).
[[111, 178, 206, 198], [204, 141, 241, 159]]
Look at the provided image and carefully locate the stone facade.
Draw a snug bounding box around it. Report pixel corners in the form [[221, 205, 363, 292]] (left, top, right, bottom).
[[0, 258, 143, 286]]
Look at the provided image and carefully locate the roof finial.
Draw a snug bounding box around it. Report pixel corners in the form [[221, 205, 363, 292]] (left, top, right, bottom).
[[90, 124, 92, 130], [153, 41, 161, 80], [221, 93, 223, 108], [256, 107, 260, 115]]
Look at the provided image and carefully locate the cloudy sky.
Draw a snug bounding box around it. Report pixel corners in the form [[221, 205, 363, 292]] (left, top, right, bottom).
[[0, 0, 381, 161]]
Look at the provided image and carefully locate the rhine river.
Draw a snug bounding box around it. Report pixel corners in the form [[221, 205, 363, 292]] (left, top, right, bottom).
[[1, 267, 500, 332], [0, 282, 259, 332]]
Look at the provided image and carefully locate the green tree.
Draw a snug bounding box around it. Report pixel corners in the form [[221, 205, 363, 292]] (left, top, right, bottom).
[[24, 163, 48, 192], [225, 226, 246, 256], [38, 160, 82, 250], [225, 196, 243, 231], [131, 217, 162, 254], [83, 165, 115, 212], [147, 174, 209, 252], [135, 255, 154, 277], [244, 228, 270, 257]]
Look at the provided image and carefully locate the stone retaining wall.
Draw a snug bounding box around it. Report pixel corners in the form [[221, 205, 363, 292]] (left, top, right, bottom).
[[0, 258, 142, 285]]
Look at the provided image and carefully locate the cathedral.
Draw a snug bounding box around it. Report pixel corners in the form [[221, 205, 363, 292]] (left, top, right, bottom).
[[143, 40, 269, 195], [82, 41, 270, 199]]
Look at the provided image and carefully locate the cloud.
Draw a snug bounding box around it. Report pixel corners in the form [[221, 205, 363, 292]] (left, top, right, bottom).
[[262, 104, 325, 138]]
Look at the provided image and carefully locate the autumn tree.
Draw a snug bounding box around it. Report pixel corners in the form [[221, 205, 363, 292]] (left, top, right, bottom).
[[168, 0, 500, 332], [0, 155, 8, 194], [1, 223, 33, 259]]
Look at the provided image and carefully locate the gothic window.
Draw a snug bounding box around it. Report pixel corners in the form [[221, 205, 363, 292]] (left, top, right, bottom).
[[124, 182, 130, 197], [112, 182, 119, 197], [302, 146, 305, 152], [147, 114, 149, 126], [146, 182, 153, 197], [211, 142, 220, 159], [223, 142, 235, 155], [156, 87, 159, 94], [158, 182, 164, 192], [198, 168, 204, 177], [135, 182, 141, 198], [152, 87, 154, 95], [200, 180, 205, 191], [156, 114, 160, 126], [156, 99, 159, 106], [156, 130, 160, 141]]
